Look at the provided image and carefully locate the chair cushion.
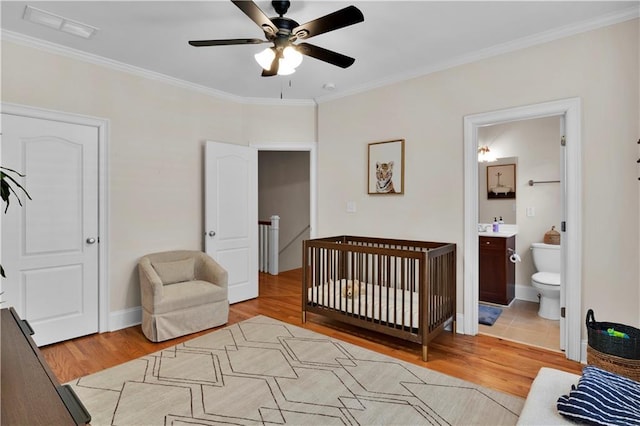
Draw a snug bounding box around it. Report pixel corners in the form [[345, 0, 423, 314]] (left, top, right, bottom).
[[153, 258, 195, 285], [154, 280, 227, 314], [557, 365, 640, 425]]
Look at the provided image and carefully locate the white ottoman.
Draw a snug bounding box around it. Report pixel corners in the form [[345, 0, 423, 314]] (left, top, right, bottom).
[[517, 367, 580, 425]]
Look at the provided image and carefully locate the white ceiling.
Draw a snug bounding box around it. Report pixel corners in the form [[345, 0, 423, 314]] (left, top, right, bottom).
[[2, 1, 638, 102]]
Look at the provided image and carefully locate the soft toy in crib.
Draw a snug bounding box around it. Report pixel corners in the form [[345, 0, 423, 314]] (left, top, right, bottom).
[[342, 279, 365, 299]]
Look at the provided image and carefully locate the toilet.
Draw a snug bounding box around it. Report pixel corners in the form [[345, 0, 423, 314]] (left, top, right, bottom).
[[530, 242, 561, 320]]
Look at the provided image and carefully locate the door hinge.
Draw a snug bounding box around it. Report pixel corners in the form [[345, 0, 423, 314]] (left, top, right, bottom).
[[561, 135, 566, 146], [561, 221, 566, 232], [561, 307, 566, 318]]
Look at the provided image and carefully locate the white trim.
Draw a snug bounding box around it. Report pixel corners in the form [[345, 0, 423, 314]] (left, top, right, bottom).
[[250, 142, 318, 239], [463, 98, 582, 362], [108, 306, 142, 332], [315, 6, 639, 104], [515, 285, 540, 304], [1, 102, 111, 334], [1, 29, 315, 108]]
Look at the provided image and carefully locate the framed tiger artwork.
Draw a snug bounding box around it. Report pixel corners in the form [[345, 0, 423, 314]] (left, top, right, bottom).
[[368, 139, 405, 195]]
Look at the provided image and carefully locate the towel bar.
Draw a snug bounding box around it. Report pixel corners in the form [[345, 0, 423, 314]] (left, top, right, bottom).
[[528, 179, 560, 186]]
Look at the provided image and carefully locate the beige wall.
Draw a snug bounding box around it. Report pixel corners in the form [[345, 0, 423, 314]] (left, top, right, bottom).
[[1, 40, 316, 314], [2, 18, 638, 329], [318, 19, 640, 326]]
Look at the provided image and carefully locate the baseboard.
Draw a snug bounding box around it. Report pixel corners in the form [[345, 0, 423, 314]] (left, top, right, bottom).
[[515, 283, 540, 303], [456, 312, 465, 334], [108, 306, 142, 332]]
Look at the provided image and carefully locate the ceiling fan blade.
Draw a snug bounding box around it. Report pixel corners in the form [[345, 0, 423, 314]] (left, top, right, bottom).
[[189, 38, 267, 47], [292, 6, 364, 40], [297, 42, 355, 68], [231, 0, 279, 36]]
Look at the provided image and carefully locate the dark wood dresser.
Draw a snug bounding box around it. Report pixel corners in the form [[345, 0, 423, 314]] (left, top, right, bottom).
[[1, 307, 91, 425]]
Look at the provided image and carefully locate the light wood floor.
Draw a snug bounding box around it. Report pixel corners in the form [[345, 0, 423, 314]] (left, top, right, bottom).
[[479, 300, 561, 352], [41, 269, 582, 399]]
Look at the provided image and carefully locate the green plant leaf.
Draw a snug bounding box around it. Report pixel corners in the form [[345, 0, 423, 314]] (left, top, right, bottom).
[[1, 166, 32, 213], [1, 166, 32, 279]]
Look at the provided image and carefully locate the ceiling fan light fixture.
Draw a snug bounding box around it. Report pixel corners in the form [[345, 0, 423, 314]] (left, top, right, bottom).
[[277, 63, 296, 75], [255, 47, 276, 70], [282, 46, 303, 69], [276, 46, 302, 75], [255, 45, 302, 75]]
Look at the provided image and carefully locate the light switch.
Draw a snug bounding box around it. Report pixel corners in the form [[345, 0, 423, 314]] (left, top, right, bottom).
[[526, 207, 535, 217], [346, 201, 357, 213]]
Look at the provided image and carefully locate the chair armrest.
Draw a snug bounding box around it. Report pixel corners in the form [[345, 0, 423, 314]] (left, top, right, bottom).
[[138, 258, 164, 304], [199, 255, 228, 290]]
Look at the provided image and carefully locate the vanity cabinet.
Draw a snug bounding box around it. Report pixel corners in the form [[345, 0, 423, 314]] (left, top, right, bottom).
[[479, 235, 515, 305]]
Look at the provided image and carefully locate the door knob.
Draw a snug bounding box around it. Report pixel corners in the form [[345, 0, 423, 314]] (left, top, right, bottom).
[[208, 231, 216, 237], [86, 237, 97, 244]]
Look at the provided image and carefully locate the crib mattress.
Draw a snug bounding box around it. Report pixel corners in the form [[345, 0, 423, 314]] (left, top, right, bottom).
[[306, 279, 421, 328]]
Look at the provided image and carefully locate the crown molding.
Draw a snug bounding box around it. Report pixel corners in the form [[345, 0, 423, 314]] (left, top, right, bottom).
[[0, 29, 315, 107], [3, 3, 637, 107], [314, 5, 640, 104]]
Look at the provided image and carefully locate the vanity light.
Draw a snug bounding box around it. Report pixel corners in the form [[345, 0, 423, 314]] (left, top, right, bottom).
[[477, 145, 497, 162]]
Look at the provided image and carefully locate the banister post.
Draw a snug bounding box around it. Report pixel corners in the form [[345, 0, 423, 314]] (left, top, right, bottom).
[[269, 215, 279, 275]]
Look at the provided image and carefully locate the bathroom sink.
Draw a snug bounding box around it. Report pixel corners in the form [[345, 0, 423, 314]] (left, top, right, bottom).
[[478, 224, 518, 238], [478, 231, 516, 238]]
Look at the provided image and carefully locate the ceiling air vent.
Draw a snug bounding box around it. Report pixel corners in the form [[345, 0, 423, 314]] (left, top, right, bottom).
[[23, 5, 98, 39]]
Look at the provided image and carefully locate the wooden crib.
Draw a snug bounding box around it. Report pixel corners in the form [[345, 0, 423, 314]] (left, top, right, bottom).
[[302, 235, 456, 361]]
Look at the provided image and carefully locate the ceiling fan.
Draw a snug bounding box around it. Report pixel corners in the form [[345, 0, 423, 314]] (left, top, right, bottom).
[[189, 0, 364, 77]]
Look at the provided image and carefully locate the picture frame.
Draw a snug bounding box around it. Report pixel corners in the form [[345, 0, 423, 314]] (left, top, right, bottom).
[[487, 164, 516, 199], [368, 139, 404, 195]]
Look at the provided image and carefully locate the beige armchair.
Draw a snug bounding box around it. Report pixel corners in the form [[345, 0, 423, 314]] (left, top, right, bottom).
[[138, 250, 229, 342]]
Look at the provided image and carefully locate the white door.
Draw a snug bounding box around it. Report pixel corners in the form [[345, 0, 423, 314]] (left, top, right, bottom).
[[559, 117, 567, 351], [1, 113, 99, 346], [204, 141, 258, 303]]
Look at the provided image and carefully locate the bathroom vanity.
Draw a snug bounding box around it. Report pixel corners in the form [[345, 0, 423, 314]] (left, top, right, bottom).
[[479, 234, 516, 305]]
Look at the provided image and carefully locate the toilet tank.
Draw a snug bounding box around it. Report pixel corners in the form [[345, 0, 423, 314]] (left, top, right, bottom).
[[531, 242, 561, 273]]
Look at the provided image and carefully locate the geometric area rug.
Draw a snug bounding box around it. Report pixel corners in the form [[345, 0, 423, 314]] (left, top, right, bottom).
[[67, 315, 523, 425]]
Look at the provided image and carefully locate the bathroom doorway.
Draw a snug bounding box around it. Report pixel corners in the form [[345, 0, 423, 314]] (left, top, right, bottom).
[[463, 98, 582, 362], [476, 117, 562, 352]]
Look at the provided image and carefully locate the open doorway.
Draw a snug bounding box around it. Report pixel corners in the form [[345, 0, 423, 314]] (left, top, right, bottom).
[[463, 98, 583, 362], [476, 116, 562, 352], [253, 143, 317, 274]]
